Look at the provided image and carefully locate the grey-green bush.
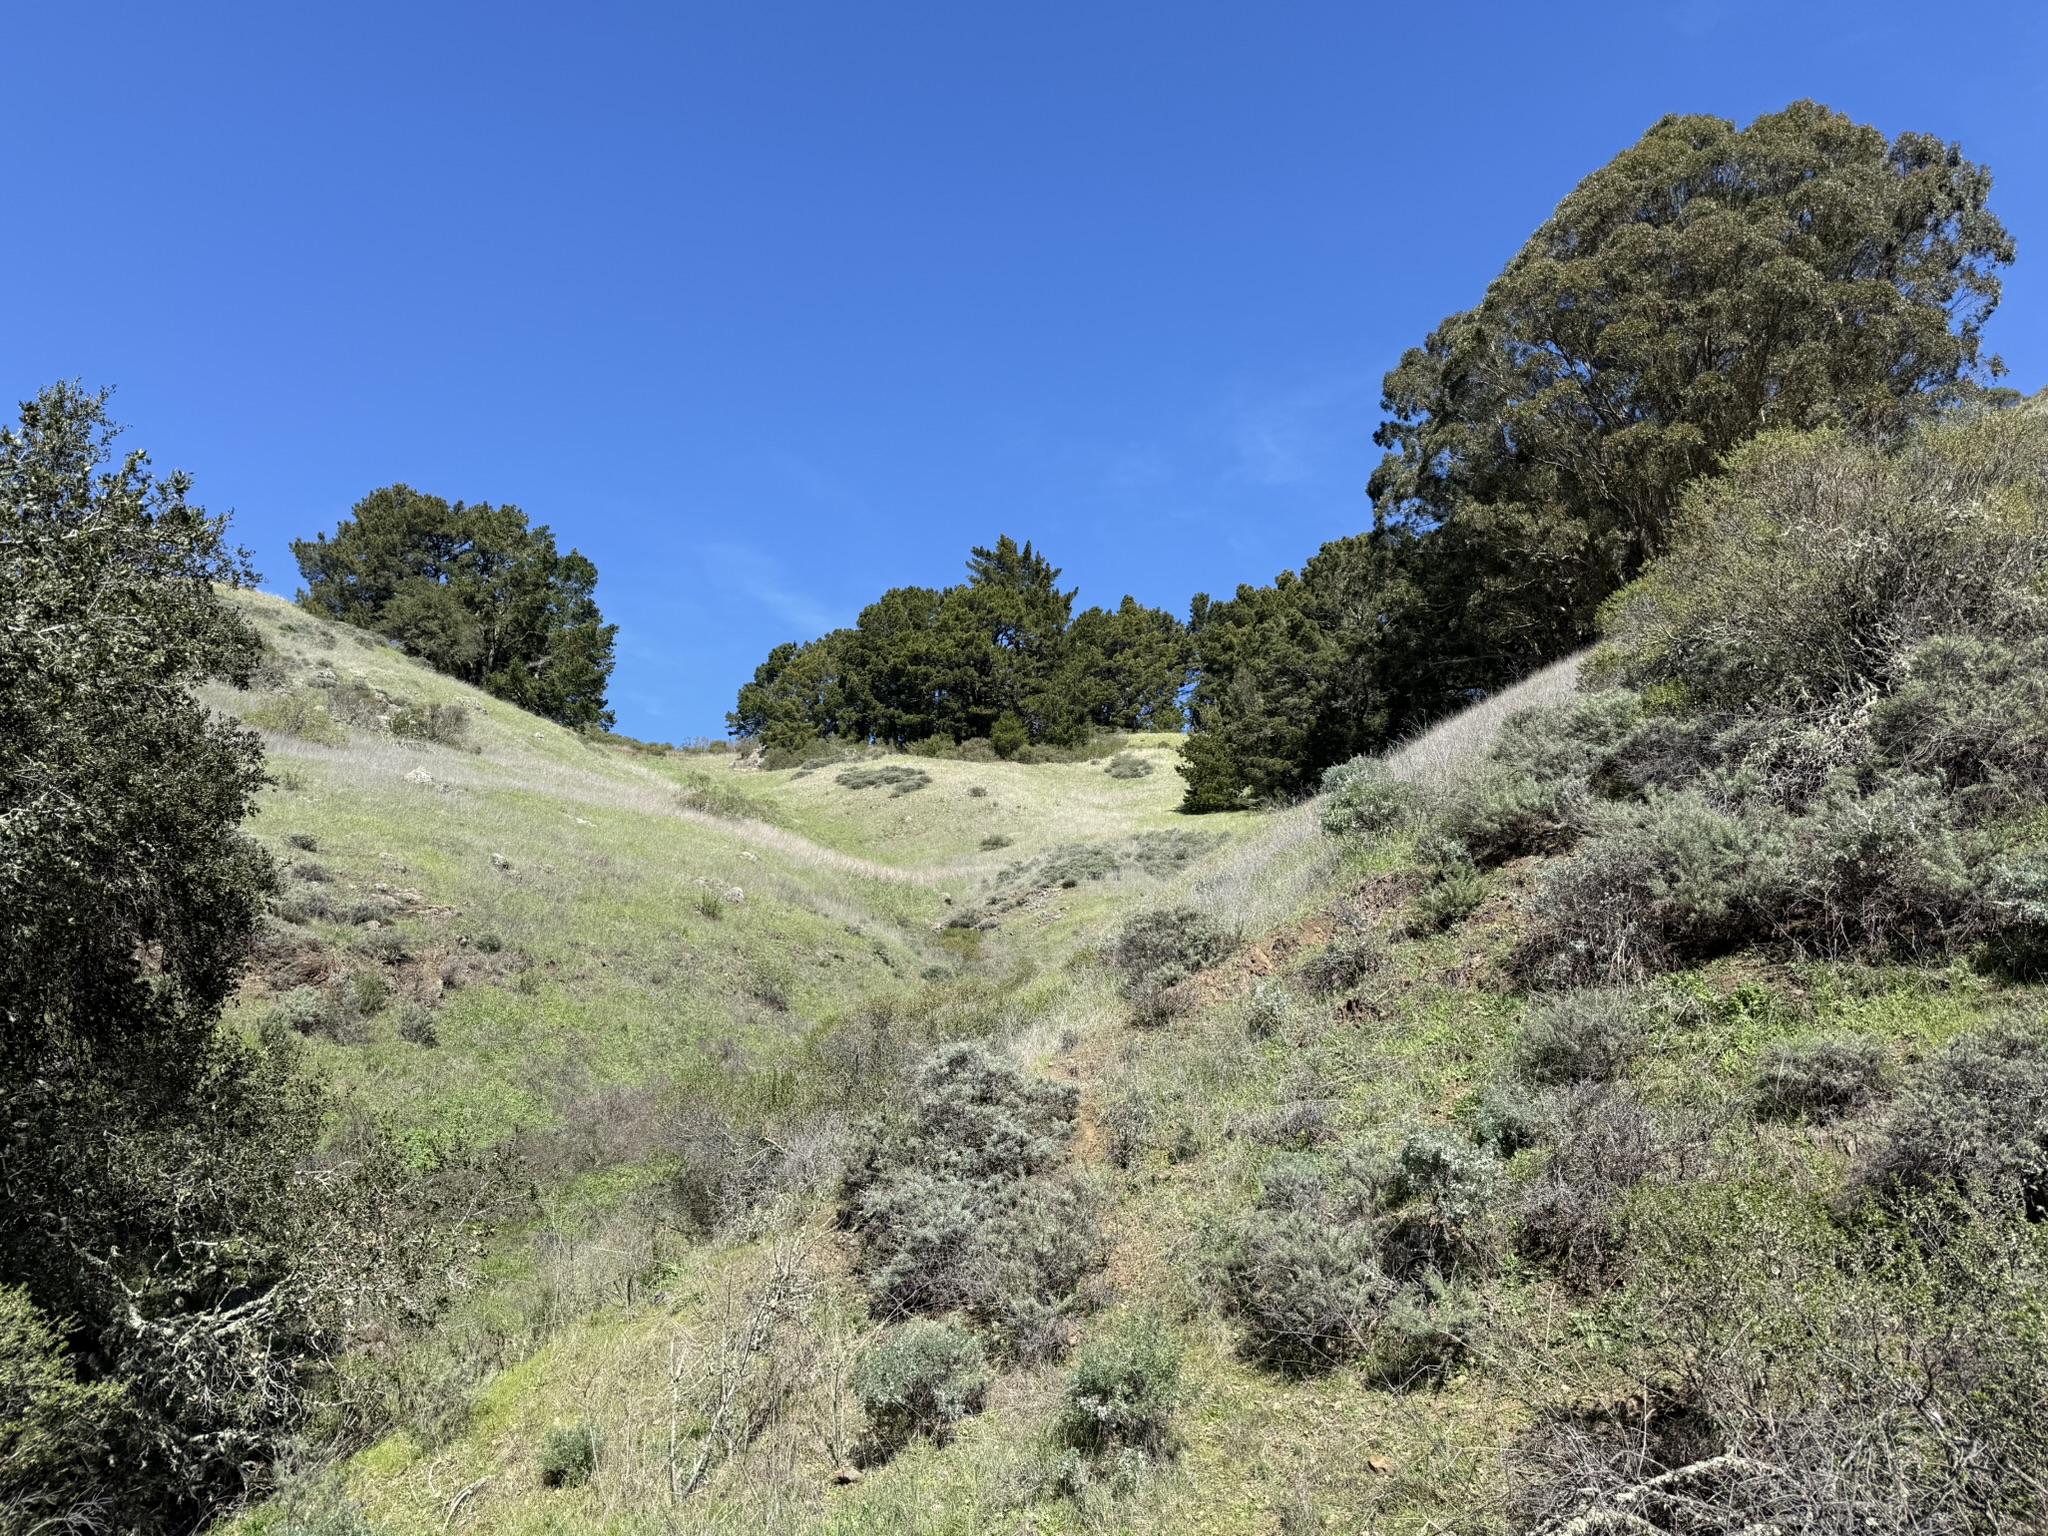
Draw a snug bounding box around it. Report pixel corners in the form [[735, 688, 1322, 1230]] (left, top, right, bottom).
[[852, 1319, 990, 1462], [538, 1422, 597, 1488], [1056, 1310, 1182, 1458], [1226, 1160, 1391, 1375], [1515, 990, 1645, 1085], [1754, 1035, 1886, 1120], [1515, 1084, 1665, 1288], [843, 1044, 1097, 1357], [1105, 907, 1232, 1024], [1293, 933, 1385, 997], [1379, 1130, 1501, 1277], [1857, 1023, 2048, 1216], [1318, 757, 1417, 841]]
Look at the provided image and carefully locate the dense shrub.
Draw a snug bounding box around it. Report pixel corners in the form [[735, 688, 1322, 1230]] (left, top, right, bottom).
[[1241, 978, 1293, 1040], [1318, 757, 1418, 841], [1516, 1084, 1666, 1288], [1754, 1035, 1886, 1120], [0, 1286, 122, 1527], [1293, 933, 1385, 997], [389, 699, 469, 745], [1104, 753, 1154, 779], [1378, 1130, 1501, 1277], [1105, 908, 1232, 1023], [843, 1044, 1097, 1357], [1857, 1023, 2048, 1216], [852, 1319, 990, 1462], [1517, 1182, 2048, 1534], [1056, 1311, 1182, 1458], [1411, 863, 1486, 932], [1600, 414, 2048, 719], [538, 1423, 597, 1488], [837, 763, 932, 796], [1466, 1083, 1546, 1157], [1225, 1159, 1392, 1375], [1373, 1274, 1481, 1387], [1514, 990, 1645, 1085]]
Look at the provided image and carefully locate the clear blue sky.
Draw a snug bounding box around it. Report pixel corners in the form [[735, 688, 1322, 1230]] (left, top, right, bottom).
[[8, 2, 2046, 740]]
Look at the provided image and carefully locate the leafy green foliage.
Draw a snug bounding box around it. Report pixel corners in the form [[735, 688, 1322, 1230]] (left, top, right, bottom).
[[851, 1319, 990, 1463], [1180, 102, 2014, 806], [292, 484, 617, 728], [729, 537, 1191, 753], [0, 1285, 124, 1528]]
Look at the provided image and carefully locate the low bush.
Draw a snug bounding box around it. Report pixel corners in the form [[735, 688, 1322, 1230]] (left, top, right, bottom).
[[243, 688, 346, 745], [1753, 1035, 1886, 1120], [979, 833, 1013, 851], [394, 1002, 438, 1047], [1039, 843, 1122, 887], [1515, 990, 1645, 1085], [1857, 1022, 2048, 1216], [1379, 1130, 1501, 1277], [538, 1422, 597, 1488], [837, 764, 932, 796], [1105, 908, 1232, 1022], [1104, 753, 1154, 779], [843, 1044, 1097, 1358], [1516, 1084, 1666, 1288], [1466, 1083, 1546, 1157], [1225, 1159, 1391, 1375], [852, 1319, 990, 1463], [1372, 1274, 1481, 1388], [1294, 934, 1385, 997], [1412, 864, 1486, 932], [273, 985, 337, 1037], [1056, 1310, 1182, 1459], [677, 771, 762, 820], [391, 699, 467, 745], [1318, 758, 1418, 842], [1241, 978, 1293, 1040]]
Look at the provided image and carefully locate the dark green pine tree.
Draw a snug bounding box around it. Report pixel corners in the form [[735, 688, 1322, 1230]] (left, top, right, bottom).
[[292, 485, 619, 729]]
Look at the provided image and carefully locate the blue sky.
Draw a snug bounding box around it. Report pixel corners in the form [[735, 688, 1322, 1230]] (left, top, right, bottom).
[[7, 2, 2046, 740]]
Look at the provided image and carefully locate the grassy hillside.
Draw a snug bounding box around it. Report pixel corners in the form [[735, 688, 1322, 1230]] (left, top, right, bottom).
[[219, 522, 2048, 1536]]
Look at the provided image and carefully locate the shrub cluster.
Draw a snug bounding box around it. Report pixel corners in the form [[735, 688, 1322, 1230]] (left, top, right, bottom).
[[1055, 1310, 1181, 1459], [842, 1044, 1097, 1359], [1223, 1158, 1392, 1375], [1857, 1021, 2048, 1216], [1318, 758, 1418, 842], [1378, 412, 2048, 983], [836, 763, 932, 796], [852, 1319, 990, 1463], [1104, 908, 1233, 1025]]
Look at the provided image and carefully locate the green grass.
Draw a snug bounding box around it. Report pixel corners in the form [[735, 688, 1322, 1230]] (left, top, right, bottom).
[[217, 589, 2042, 1536]]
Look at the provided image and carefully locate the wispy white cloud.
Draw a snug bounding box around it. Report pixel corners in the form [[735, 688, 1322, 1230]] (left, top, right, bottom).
[[701, 542, 838, 637], [1104, 442, 1171, 491], [1222, 372, 1378, 488]]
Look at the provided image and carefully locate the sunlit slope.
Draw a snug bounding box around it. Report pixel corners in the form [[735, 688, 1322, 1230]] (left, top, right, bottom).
[[207, 587, 1212, 1151]]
